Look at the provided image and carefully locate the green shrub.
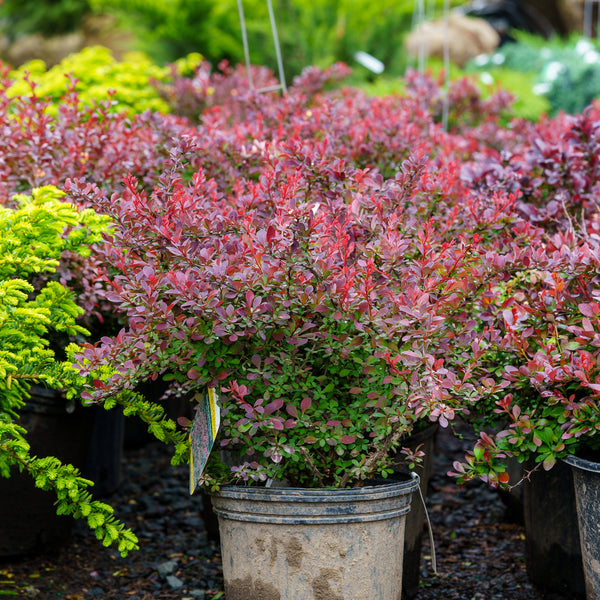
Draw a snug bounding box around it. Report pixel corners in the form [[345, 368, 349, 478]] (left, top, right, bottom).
[[0, 186, 138, 556], [89, 0, 249, 67], [466, 33, 600, 116], [89, 0, 462, 78], [0, 0, 90, 39]]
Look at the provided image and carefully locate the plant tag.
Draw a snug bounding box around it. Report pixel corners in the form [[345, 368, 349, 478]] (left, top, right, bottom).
[[189, 388, 220, 495]]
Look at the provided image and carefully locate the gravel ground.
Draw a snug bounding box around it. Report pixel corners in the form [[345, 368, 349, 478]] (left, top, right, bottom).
[[0, 428, 575, 599]]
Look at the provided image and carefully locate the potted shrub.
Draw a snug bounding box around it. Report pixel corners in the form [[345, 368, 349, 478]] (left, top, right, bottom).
[[70, 134, 495, 598], [451, 221, 600, 598], [0, 185, 138, 557], [453, 100, 600, 598]]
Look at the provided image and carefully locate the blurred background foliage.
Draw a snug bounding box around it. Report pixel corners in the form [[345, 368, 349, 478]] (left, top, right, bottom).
[[0, 0, 462, 77], [0, 0, 91, 39], [0, 0, 599, 121], [464, 31, 600, 116]]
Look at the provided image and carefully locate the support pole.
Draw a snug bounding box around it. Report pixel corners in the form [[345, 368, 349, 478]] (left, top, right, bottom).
[[583, 0, 600, 40], [441, 0, 450, 131], [237, 0, 287, 94]]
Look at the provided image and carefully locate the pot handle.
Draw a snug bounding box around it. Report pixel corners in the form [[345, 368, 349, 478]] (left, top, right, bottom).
[[412, 471, 437, 574]]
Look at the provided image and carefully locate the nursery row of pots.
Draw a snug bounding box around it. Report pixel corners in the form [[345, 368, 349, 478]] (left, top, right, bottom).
[[2, 54, 600, 599]]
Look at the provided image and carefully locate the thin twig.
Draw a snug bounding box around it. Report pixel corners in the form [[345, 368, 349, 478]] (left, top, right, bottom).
[[339, 425, 408, 488], [297, 446, 325, 487]]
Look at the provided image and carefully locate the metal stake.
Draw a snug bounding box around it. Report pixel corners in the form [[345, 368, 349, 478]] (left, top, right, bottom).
[[584, 0, 600, 40], [416, 0, 426, 74], [441, 0, 450, 132], [237, 0, 287, 94], [410, 0, 451, 131]]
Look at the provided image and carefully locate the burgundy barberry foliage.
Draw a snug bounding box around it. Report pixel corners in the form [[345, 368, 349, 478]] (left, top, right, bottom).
[[462, 102, 600, 236], [69, 135, 499, 487], [0, 71, 195, 203], [0, 67, 196, 331], [6, 53, 600, 489]]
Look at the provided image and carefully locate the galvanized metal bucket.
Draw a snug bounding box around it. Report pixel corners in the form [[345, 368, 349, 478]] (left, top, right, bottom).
[[564, 453, 600, 600], [211, 472, 419, 600]]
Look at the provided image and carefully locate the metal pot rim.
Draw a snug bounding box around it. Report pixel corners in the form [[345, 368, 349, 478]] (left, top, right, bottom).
[[563, 453, 600, 473]]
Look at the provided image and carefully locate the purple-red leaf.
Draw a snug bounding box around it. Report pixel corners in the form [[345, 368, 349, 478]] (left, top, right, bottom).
[[340, 435, 357, 444]]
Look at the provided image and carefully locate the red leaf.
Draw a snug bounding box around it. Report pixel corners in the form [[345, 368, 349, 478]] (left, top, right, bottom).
[[340, 435, 357, 444], [187, 368, 200, 380], [271, 419, 284, 431], [582, 317, 595, 333], [579, 303, 595, 318], [263, 398, 284, 415], [498, 471, 510, 484], [300, 397, 312, 412], [401, 351, 421, 365]]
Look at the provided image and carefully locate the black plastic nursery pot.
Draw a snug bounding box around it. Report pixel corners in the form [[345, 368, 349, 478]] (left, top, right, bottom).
[[564, 452, 600, 600], [0, 387, 125, 557], [0, 387, 94, 557], [84, 404, 125, 498], [394, 423, 438, 600], [211, 472, 420, 600], [522, 457, 585, 597]]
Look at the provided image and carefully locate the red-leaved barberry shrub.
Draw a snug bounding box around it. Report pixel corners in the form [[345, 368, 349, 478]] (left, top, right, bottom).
[[69, 135, 498, 488]]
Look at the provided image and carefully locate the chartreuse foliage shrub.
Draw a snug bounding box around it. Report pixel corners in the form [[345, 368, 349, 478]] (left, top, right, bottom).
[[89, 0, 461, 77], [0, 186, 139, 556], [7, 45, 202, 115]]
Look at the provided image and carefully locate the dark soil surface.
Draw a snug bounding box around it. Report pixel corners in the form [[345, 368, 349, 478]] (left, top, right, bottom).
[[0, 427, 577, 599]]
